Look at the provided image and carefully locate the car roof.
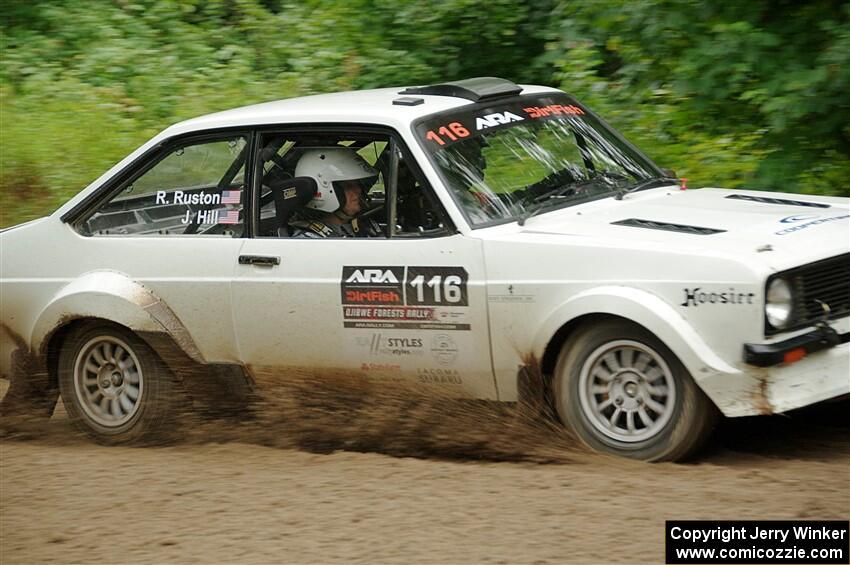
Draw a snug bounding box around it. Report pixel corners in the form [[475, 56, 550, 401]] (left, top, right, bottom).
[[54, 80, 562, 219], [165, 83, 562, 136]]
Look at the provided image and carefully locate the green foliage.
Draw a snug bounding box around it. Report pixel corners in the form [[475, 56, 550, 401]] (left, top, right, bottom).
[[542, 0, 850, 195], [0, 0, 847, 227]]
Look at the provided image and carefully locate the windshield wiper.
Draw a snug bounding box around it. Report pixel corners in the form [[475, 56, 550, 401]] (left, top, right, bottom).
[[518, 174, 673, 226], [517, 185, 577, 226], [614, 177, 678, 200]]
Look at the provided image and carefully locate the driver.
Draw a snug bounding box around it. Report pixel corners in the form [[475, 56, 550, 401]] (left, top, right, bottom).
[[289, 147, 382, 238]]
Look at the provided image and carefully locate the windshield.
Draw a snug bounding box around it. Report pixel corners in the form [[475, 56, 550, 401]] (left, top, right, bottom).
[[414, 94, 665, 227]]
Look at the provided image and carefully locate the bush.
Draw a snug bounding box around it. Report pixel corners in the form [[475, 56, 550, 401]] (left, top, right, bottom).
[[1, 0, 847, 227]]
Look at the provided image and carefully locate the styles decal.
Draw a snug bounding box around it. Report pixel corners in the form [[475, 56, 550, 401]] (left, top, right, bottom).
[[355, 333, 459, 366], [356, 333, 425, 357]]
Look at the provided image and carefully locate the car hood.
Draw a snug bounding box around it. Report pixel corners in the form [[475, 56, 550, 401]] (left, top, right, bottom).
[[518, 187, 850, 272], [0, 216, 49, 234]]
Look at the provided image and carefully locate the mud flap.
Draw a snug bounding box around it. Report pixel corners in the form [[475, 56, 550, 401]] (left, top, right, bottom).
[[138, 331, 256, 419], [516, 357, 560, 424], [0, 342, 58, 424]]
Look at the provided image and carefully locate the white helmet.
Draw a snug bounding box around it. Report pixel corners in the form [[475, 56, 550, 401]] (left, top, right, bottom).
[[295, 148, 379, 213]]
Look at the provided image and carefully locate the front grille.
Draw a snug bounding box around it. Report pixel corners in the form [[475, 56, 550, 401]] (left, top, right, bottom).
[[770, 253, 850, 334], [611, 218, 726, 235]]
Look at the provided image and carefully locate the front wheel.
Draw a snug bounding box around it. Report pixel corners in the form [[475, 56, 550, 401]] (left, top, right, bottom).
[[553, 320, 717, 461], [58, 323, 178, 444]]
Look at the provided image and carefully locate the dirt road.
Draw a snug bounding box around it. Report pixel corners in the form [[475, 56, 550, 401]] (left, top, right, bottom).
[[1, 377, 848, 564]]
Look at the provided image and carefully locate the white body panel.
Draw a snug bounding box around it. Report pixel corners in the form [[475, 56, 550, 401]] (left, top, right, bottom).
[[232, 236, 497, 398], [473, 187, 850, 414], [1, 220, 244, 365], [2, 83, 848, 421]]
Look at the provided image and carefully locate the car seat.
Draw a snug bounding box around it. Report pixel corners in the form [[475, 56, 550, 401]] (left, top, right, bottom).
[[269, 176, 317, 237]]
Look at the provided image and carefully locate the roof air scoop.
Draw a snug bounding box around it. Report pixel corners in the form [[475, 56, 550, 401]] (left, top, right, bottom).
[[399, 77, 523, 102]]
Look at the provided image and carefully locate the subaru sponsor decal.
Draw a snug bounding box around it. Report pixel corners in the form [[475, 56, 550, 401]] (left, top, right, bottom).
[[417, 368, 462, 385]]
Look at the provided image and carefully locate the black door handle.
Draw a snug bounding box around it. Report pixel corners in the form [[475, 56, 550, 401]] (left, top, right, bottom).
[[238, 255, 280, 266]]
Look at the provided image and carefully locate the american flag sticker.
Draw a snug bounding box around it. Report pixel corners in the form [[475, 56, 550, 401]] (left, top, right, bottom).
[[221, 190, 241, 204], [219, 209, 240, 224]]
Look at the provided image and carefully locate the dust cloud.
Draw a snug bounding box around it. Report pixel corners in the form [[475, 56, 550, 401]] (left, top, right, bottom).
[[2, 373, 848, 564]]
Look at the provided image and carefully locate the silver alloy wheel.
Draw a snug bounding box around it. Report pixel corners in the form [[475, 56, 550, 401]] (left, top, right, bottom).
[[73, 335, 144, 428], [577, 339, 676, 443]]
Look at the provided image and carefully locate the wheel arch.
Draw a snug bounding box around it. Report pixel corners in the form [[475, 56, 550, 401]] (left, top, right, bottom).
[[534, 286, 739, 383], [32, 271, 205, 367], [540, 313, 633, 377]]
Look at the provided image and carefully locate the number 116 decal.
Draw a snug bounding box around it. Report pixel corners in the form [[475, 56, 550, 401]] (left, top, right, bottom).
[[406, 267, 468, 306]]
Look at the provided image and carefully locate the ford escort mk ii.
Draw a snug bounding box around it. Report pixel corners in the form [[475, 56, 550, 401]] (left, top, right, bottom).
[[1, 78, 848, 460]]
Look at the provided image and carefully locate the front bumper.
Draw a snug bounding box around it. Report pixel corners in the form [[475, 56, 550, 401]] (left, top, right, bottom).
[[743, 326, 847, 367], [759, 339, 850, 414], [695, 330, 849, 418]]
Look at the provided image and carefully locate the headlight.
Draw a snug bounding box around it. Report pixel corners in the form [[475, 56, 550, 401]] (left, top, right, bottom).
[[766, 277, 794, 329]]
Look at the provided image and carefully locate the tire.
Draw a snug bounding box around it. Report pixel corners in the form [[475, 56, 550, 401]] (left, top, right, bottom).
[[553, 320, 717, 462], [58, 322, 178, 444]]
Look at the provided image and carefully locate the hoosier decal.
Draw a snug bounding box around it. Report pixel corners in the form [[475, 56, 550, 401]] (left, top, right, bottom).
[[681, 287, 755, 307]]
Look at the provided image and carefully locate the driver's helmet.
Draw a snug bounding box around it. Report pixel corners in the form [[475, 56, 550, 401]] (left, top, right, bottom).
[[295, 147, 379, 213]]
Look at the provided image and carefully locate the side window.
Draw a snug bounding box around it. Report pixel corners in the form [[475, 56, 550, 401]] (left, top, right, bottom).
[[255, 133, 391, 238], [254, 131, 451, 239], [81, 136, 247, 237]]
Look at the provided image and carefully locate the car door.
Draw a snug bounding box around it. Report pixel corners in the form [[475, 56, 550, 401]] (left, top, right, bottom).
[[231, 129, 497, 399]]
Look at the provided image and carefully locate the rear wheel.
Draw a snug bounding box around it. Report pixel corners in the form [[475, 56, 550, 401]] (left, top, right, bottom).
[[553, 320, 717, 461], [58, 323, 178, 444]]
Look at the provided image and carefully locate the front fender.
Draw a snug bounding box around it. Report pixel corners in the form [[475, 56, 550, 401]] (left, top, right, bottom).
[[533, 285, 741, 383], [31, 271, 204, 363]]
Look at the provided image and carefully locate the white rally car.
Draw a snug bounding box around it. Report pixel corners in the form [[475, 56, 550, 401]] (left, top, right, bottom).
[[2, 77, 848, 461]]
